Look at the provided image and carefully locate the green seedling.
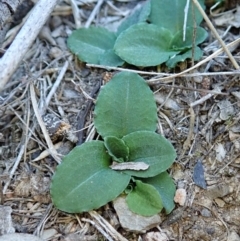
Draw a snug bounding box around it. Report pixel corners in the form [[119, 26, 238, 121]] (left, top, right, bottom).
[[50, 72, 176, 216], [67, 0, 208, 68]]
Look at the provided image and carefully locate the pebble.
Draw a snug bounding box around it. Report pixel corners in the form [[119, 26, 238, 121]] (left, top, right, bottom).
[[174, 188, 187, 206], [41, 228, 58, 240], [113, 196, 161, 232], [228, 231, 240, 241]]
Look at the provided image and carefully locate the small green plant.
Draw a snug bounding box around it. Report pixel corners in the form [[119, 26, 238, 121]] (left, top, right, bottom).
[[67, 0, 208, 68], [50, 72, 176, 216]]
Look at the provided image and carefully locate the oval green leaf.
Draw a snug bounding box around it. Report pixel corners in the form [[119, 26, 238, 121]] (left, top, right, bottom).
[[114, 23, 179, 66], [149, 0, 205, 33], [166, 46, 203, 68], [126, 180, 163, 216], [50, 141, 131, 213], [104, 136, 129, 162], [99, 49, 124, 67], [122, 131, 176, 178], [117, 1, 151, 35], [170, 27, 208, 51], [142, 172, 176, 214], [67, 27, 116, 64], [94, 72, 157, 138]]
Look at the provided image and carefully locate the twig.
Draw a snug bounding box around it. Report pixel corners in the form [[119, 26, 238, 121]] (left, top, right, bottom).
[[85, 0, 105, 27], [3, 139, 26, 194], [0, 0, 59, 92], [192, 0, 239, 70], [69, 0, 81, 29], [45, 57, 71, 112], [76, 82, 101, 145], [82, 218, 114, 241], [87, 37, 240, 82], [148, 38, 240, 84], [30, 83, 61, 163], [190, 93, 214, 107], [179, 107, 195, 160], [89, 211, 128, 241], [31, 142, 63, 162]]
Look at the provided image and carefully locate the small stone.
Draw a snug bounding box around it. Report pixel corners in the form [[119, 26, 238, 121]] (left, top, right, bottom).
[[200, 208, 212, 217], [143, 231, 168, 241], [0, 233, 44, 241], [49, 47, 63, 59], [113, 196, 161, 232], [214, 198, 225, 208], [228, 231, 240, 241], [174, 188, 186, 206], [207, 184, 230, 199], [193, 160, 207, 189], [41, 228, 58, 240]]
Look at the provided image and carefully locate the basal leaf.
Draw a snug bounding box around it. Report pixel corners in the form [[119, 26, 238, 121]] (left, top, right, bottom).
[[166, 46, 203, 68], [117, 1, 151, 35], [149, 0, 205, 33], [104, 136, 129, 162], [114, 23, 179, 66], [122, 131, 176, 178], [50, 141, 130, 213], [126, 180, 163, 216], [142, 172, 176, 214], [170, 27, 208, 51], [94, 72, 157, 138], [99, 49, 124, 67], [67, 27, 116, 64]]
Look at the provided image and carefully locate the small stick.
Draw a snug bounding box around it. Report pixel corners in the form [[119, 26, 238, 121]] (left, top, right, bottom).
[[69, 0, 81, 29], [179, 107, 195, 160], [89, 211, 128, 241], [87, 38, 240, 83], [0, 0, 59, 92], [85, 0, 105, 27], [82, 218, 114, 241], [192, 0, 239, 70], [30, 83, 61, 163], [190, 93, 214, 107], [45, 57, 71, 111]]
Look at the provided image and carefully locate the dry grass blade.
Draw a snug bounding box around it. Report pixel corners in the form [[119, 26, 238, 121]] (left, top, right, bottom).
[[89, 211, 128, 241], [30, 83, 61, 164], [192, 0, 239, 70]]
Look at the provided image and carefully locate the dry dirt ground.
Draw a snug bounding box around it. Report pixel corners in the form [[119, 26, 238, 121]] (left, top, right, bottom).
[[1, 0, 240, 240]]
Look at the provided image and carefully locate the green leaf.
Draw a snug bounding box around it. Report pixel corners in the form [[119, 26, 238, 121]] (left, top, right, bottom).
[[99, 49, 124, 67], [166, 46, 203, 68], [170, 27, 208, 51], [122, 131, 176, 178], [149, 0, 205, 33], [126, 180, 163, 216], [104, 136, 129, 162], [117, 1, 151, 35], [142, 172, 176, 214], [114, 23, 179, 67], [94, 72, 157, 138], [50, 141, 131, 213], [67, 27, 116, 64]]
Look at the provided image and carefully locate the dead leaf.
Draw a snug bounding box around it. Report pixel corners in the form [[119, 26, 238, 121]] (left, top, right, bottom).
[[214, 6, 240, 28], [214, 143, 226, 162], [217, 100, 235, 120], [110, 162, 149, 171]]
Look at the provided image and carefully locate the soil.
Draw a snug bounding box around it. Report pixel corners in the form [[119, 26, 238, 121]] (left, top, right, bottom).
[[0, 0, 240, 240]]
